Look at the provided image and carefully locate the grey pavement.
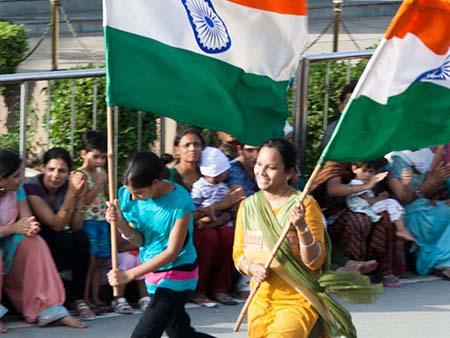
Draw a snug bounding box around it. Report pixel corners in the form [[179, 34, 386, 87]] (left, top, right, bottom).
[[3, 276, 449, 338]]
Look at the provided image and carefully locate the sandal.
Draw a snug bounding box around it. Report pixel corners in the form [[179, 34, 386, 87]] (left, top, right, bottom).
[[73, 300, 96, 320], [191, 295, 218, 308], [382, 274, 401, 288], [112, 297, 134, 315], [213, 292, 238, 306], [138, 296, 151, 312]]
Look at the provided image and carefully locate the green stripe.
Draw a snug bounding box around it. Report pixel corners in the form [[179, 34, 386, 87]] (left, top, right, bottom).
[[105, 26, 287, 145], [322, 81, 450, 162]]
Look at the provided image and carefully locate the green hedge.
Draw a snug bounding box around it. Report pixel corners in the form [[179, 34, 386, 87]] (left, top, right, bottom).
[[297, 58, 369, 175], [0, 21, 28, 74], [0, 21, 28, 151]]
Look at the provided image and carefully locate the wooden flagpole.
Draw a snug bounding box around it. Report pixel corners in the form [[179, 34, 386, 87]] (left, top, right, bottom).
[[107, 106, 119, 297], [234, 163, 323, 332]]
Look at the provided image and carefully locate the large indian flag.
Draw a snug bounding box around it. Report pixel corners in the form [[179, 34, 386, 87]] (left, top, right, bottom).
[[103, 0, 307, 145], [322, 0, 450, 163]]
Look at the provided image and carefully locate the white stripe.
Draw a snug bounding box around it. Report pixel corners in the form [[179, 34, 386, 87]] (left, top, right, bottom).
[[103, 0, 306, 81], [353, 33, 450, 104]]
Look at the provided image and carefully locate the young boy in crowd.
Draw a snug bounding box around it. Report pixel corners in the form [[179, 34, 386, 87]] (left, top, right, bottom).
[[78, 130, 111, 312]]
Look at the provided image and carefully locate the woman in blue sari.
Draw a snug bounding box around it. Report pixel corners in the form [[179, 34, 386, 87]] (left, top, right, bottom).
[[387, 148, 450, 279]]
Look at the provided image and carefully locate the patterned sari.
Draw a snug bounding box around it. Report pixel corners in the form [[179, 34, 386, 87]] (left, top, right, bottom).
[[312, 162, 406, 279]]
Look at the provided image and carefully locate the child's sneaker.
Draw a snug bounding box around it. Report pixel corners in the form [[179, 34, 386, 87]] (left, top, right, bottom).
[[111, 297, 134, 315], [138, 296, 151, 312]]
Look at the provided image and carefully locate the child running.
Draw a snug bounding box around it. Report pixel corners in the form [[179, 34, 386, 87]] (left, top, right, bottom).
[[78, 130, 111, 313], [346, 162, 415, 242], [106, 152, 214, 338]]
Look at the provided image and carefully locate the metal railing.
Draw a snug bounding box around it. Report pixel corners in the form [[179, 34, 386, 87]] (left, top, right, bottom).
[[293, 50, 374, 172], [2, 50, 375, 171], [0, 68, 106, 159]]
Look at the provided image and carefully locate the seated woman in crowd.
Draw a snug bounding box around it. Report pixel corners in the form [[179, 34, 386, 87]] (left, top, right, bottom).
[[168, 128, 240, 307], [24, 148, 95, 319], [0, 150, 85, 331], [387, 148, 450, 279], [346, 162, 415, 242], [311, 161, 405, 287]]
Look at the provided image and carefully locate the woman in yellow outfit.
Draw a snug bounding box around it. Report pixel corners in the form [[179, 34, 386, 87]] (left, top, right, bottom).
[[233, 138, 381, 338]]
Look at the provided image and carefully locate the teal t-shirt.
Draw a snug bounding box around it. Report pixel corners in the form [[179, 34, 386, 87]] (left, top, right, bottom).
[[17, 186, 26, 201], [118, 182, 197, 293]]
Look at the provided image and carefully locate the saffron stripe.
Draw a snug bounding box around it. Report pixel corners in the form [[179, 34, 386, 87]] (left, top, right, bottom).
[[385, 0, 450, 55], [226, 0, 307, 15]]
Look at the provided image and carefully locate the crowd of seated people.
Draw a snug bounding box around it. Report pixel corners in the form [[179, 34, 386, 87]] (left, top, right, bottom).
[[0, 116, 448, 334]]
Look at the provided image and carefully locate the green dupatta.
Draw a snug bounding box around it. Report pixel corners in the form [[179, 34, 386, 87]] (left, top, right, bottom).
[[243, 191, 383, 338]]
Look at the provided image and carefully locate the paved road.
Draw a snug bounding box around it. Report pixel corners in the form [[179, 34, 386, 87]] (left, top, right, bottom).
[[3, 276, 449, 338]]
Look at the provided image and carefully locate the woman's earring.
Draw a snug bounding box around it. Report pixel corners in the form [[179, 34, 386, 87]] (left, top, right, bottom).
[[0, 185, 5, 193]]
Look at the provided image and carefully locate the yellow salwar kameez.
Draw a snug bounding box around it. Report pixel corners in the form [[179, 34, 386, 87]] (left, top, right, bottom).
[[233, 195, 326, 338]]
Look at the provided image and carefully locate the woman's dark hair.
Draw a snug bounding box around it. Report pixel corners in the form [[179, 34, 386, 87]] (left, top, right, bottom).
[[123, 152, 165, 188], [339, 81, 357, 103], [0, 150, 22, 179], [262, 138, 297, 172], [82, 130, 107, 153], [43, 147, 73, 171], [173, 127, 205, 147]]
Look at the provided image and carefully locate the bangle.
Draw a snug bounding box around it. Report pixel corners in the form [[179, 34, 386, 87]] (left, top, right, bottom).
[[121, 231, 135, 241], [300, 239, 316, 248], [296, 226, 310, 235], [350, 184, 355, 194]]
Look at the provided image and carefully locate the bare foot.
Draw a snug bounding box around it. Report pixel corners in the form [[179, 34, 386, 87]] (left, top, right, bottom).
[[396, 230, 415, 242], [55, 316, 87, 329], [338, 260, 378, 274], [0, 320, 7, 333]]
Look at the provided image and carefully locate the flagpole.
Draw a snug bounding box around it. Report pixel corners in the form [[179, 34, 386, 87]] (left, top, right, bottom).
[[107, 105, 119, 297], [234, 163, 323, 332]]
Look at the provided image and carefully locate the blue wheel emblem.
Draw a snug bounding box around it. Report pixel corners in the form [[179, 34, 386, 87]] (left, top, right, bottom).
[[181, 0, 231, 54], [416, 55, 450, 81]]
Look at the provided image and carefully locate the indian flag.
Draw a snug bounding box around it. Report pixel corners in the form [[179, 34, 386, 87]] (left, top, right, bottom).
[[103, 0, 307, 145], [322, 0, 450, 163]]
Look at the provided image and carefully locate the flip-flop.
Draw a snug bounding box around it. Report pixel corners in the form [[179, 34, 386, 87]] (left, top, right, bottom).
[[213, 293, 238, 306]]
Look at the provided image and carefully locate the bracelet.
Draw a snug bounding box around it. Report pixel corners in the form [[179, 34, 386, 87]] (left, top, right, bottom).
[[350, 184, 355, 194], [300, 239, 316, 248], [121, 231, 136, 241], [296, 226, 310, 235], [238, 257, 252, 275], [303, 244, 322, 265]]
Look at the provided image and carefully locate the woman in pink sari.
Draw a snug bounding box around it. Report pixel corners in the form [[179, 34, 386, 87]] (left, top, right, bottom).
[[0, 150, 85, 332]]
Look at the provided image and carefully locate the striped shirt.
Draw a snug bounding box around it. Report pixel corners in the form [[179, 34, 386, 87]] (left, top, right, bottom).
[[190, 177, 230, 208]]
